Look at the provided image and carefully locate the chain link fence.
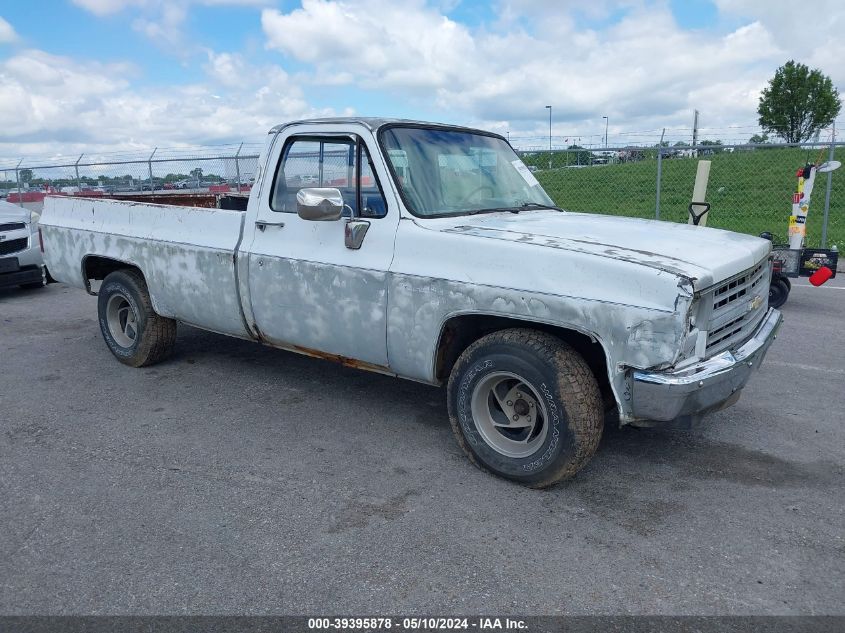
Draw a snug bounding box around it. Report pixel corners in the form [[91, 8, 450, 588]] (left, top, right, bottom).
[[2, 139, 842, 248], [0, 143, 263, 200], [519, 141, 844, 248]]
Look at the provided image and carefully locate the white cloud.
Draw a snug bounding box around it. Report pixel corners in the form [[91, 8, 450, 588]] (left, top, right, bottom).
[[260, 0, 798, 142], [0, 48, 339, 158], [715, 0, 845, 84], [132, 3, 189, 50], [71, 0, 268, 15], [6, 0, 844, 159], [262, 0, 478, 92], [72, 0, 271, 51], [0, 16, 19, 43], [71, 0, 151, 16]]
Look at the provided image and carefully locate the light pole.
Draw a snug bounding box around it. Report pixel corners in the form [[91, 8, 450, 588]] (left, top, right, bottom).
[[545, 105, 552, 169], [602, 116, 608, 149]]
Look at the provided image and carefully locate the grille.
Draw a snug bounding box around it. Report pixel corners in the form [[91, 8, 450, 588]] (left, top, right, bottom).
[[0, 237, 28, 255], [0, 222, 26, 232], [705, 261, 769, 355]]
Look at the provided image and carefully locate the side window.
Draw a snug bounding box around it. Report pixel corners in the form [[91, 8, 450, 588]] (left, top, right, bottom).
[[271, 137, 387, 218]]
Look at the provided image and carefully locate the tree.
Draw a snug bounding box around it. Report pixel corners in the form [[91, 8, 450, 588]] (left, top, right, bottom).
[[19, 168, 33, 183], [698, 139, 724, 155], [748, 133, 769, 144], [565, 144, 591, 166], [758, 60, 841, 143]]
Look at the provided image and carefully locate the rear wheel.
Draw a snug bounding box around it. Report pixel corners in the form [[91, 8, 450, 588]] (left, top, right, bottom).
[[97, 269, 177, 367], [769, 278, 789, 309], [447, 329, 604, 488]]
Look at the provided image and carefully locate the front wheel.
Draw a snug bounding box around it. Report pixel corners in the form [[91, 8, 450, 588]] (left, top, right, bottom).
[[97, 269, 177, 367], [447, 329, 604, 488]]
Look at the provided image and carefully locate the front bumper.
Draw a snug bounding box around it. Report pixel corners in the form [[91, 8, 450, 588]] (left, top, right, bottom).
[[0, 257, 45, 289], [631, 307, 782, 425]]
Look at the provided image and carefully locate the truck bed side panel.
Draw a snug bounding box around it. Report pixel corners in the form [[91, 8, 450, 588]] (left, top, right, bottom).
[[40, 196, 249, 338]]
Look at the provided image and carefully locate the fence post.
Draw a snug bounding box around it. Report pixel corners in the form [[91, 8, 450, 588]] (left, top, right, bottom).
[[148, 147, 157, 193], [820, 123, 835, 248], [15, 159, 23, 208], [655, 128, 665, 219], [75, 154, 83, 191], [235, 142, 243, 193]]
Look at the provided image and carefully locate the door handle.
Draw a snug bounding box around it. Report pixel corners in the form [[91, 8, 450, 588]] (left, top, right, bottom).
[[255, 220, 285, 232]]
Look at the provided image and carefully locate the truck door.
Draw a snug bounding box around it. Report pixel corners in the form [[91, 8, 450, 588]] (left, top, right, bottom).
[[246, 129, 398, 367]]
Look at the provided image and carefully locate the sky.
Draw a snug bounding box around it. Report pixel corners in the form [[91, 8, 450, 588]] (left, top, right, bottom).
[[0, 0, 843, 161]]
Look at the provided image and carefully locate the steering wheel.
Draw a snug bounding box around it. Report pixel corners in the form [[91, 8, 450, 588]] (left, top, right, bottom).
[[456, 185, 494, 206]]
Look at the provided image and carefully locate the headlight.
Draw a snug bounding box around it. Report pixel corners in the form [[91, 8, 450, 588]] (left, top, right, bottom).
[[29, 210, 41, 225]]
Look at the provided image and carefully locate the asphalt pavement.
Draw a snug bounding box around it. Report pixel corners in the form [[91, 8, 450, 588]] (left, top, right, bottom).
[[1, 279, 843, 615]]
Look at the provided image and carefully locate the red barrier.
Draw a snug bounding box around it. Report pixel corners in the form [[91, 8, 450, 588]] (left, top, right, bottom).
[[7, 191, 46, 203]]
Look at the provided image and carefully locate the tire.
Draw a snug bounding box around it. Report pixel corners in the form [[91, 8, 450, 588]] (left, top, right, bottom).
[[447, 329, 604, 488], [97, 269, 177, 367], [769, 278, 789, 309]]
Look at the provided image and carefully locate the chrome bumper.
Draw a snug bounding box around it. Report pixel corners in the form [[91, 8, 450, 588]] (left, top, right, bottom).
[[631, 307, 782, 424]]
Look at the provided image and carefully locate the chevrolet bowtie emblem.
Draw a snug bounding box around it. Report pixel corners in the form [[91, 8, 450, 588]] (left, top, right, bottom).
[[749, 295, 763, 311]]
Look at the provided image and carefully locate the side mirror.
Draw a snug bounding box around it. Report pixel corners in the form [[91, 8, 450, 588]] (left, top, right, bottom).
[[296, 188, 344, 221]]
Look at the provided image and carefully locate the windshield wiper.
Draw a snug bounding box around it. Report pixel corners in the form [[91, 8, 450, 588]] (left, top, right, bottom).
[[510, 202, 564, 213], [472, 203, 563, 214]]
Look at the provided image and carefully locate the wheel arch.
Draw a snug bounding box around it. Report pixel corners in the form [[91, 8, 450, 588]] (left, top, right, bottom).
[[433, 312, 614, 409], [81, 255, 146, 295]]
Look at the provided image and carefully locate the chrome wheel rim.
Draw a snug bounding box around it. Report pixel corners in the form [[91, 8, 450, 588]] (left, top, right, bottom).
[[470, 371, 548, 458], [106, 293, 138, 348]]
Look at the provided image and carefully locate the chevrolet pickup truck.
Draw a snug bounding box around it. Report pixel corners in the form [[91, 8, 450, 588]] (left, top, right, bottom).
[[40, 118, 782, 487]]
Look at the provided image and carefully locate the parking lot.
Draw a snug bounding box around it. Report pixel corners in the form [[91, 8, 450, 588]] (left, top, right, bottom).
[[1, 279, 843, 615]]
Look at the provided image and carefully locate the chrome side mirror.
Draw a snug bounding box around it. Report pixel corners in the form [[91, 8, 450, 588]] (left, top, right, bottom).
[[296, 188, 344, 221]]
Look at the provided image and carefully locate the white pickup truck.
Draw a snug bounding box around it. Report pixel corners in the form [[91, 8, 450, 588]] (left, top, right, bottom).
[[40, 118, 781, 487]]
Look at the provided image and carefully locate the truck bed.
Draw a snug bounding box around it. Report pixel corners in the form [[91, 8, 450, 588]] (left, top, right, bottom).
[[40, 196, 251, 337]]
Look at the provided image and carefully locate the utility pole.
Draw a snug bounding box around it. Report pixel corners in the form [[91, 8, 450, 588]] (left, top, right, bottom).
[[821, 121, 835, 248], [545, 105, 552, 169], [15, 158, 23, 208], [235, 142, 243, 193], [655, 128, 666, 219], [603, 116, 608, 149], [75, 154, 84, 191], [148, 147, 157, 193], [692, 109, 700, 148]]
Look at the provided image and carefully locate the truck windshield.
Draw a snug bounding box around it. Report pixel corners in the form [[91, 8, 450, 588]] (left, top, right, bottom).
[[380, 126, 557, 218]]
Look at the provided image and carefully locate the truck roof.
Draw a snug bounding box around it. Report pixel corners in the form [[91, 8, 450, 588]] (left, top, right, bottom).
[[268, 117, 497, 137]]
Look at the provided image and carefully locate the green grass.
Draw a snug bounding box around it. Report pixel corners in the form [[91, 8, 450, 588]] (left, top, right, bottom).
[[531, 147, 845, 248]]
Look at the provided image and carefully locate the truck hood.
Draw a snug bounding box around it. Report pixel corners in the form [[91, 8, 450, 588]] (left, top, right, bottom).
[[0, 200, 31, 224], [433, 210, 770, 289]]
